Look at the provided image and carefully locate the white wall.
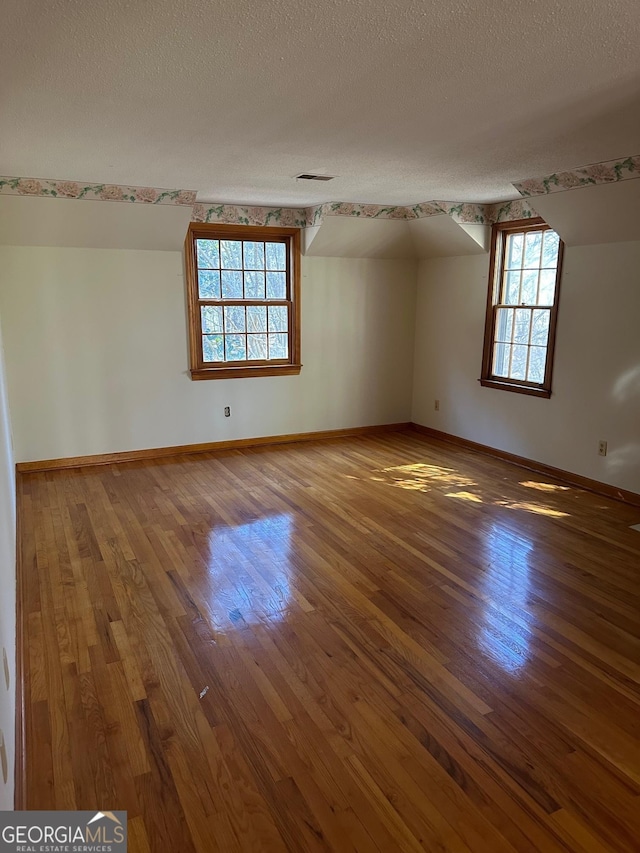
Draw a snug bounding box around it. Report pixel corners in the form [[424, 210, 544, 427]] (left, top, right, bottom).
[[0, 313, 15, 809], [412, 241, 640, 494], [0, 248, 416, 462]]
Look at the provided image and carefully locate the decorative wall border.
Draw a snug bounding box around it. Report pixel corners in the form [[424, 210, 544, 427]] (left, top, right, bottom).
[[191, 198, 537, 227], [0, 177, 536, 228], [191, 202, 309, 227], [514, 154, 640, 197], [321, 201, 415, 220], [316, 199, 537, 225], [2, 152, 637, 227], [485, 199, 537, 223], [0, 176, 196, 205]]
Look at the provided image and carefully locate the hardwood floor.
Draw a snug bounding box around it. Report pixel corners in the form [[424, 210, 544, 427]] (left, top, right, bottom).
[[18, 429, 640, 852]]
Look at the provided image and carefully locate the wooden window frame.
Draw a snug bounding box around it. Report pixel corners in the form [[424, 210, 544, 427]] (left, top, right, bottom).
[[185, 222, 302, 380], [480, 217, 564, 399]]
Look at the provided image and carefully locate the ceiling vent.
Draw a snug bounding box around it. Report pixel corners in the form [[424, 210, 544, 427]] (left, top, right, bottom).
[[295, 173, 336, 181]]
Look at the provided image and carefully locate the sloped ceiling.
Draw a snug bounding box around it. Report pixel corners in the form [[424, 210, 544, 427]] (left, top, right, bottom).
[[527, 180, 640, 246], [303, 215, 489, 259], [408, 218, 489, 258], [0, 195, 193, 251], [303, 217, 415, 259]]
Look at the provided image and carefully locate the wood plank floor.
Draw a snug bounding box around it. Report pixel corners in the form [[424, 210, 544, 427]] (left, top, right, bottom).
[[18, 430, 640, 852]]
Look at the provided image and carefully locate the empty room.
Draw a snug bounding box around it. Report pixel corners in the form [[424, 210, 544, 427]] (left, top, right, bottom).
[[0, 0, 639, 850]]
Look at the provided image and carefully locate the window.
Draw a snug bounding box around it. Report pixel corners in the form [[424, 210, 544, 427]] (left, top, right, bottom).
[[480, 218, 563, 398], [185, 223, 301, 379]]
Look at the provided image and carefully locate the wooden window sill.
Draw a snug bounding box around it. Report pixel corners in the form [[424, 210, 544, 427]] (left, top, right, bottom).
[[479, 378, 551, 398], [191, 364, 302, 380]]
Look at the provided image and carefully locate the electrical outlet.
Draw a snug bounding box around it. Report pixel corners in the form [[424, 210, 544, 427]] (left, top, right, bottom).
[[598, 440, 607, 457], [434, 399, 440, 411], [224, 406, 231, 418]]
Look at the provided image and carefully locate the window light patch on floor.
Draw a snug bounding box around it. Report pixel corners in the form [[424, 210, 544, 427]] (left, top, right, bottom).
[[364, 462, 571, 518], [519, 480, 570, 492], [494, 500, 569, 518], [375, 463, 477, 492], [445, 491, 483, 503]]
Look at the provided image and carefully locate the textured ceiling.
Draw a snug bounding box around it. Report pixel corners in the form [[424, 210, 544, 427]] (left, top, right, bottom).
[[2, 0, 639, 206]]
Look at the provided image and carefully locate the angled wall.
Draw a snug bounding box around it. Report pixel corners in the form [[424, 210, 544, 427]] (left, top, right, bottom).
[[412, 240, 640, 494], [0, 314, 15, 808]]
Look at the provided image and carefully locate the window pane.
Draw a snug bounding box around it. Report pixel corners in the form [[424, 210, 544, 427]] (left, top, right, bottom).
[[538, 269, 557, 305], [513, 308, 531, 344], [541, 230, 560, 267], [268, 305, 288, 332], [202, 334, 224, 362], [243, 242, 265, 270], [531, 309, 550, 346], [506, 233, 524, 270], [266, 242, 286, 271], [268, 333, 288, 359], [247, 305, 267, 332], [196, 239, 219, 268], [523, 231, 543, 268], [221, 270, 243, 299], [201, 305, 223, 333], [225, 334, 246, 361], [266, 272, 287, 299], [220, 240, 242, 269], [504, 271, 521, 305], [247, 334, 268, 360], [527, 346, 547, 384], [495, 308, 514, 343], [520, 270, 538, 305], [198, 270, 221, 299], [224, 305, 245, 333], [510, 345, 528, 380], [245, 270, 266, 299], [493, 342, 511, 377]]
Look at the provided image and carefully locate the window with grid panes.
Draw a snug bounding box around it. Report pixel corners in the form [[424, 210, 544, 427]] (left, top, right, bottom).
[[480, 218, 563, 398], [185, 224, 301, 379]]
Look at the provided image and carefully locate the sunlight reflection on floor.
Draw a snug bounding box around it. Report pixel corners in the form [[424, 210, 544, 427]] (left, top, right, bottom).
[[376, 463, 478, 492], [206, 514, 294, 626], [478, 523, 534, 675], [444, 491, 483, 503], [494, 500, 569, 518], [367, 463, 571, 518], [520, 480, 570, 492]]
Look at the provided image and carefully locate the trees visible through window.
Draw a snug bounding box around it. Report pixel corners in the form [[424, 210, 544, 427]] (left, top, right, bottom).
[[185, 224, 301, 380], [481, 218, 563, 398]]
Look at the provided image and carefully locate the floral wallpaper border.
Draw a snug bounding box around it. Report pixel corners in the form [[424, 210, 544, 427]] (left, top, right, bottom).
[[192, 201, 426, 226], [0, 176, 196, 205], [191, 202, 309, 227], [514, 154, 640, 197], [5, 152, 637, 226], [485, 199, 537, 223], [0, 175, 535, 227], [311, 198, 536, 225]]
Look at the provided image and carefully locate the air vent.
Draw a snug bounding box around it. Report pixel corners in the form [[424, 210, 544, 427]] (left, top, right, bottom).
[[295, 173, 336, 181]]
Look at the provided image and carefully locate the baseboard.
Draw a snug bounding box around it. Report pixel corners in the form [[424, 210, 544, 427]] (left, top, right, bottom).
[[16, 422, 412, 474], [410, 423, 640, 508], [14, 474, 26, 809]]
